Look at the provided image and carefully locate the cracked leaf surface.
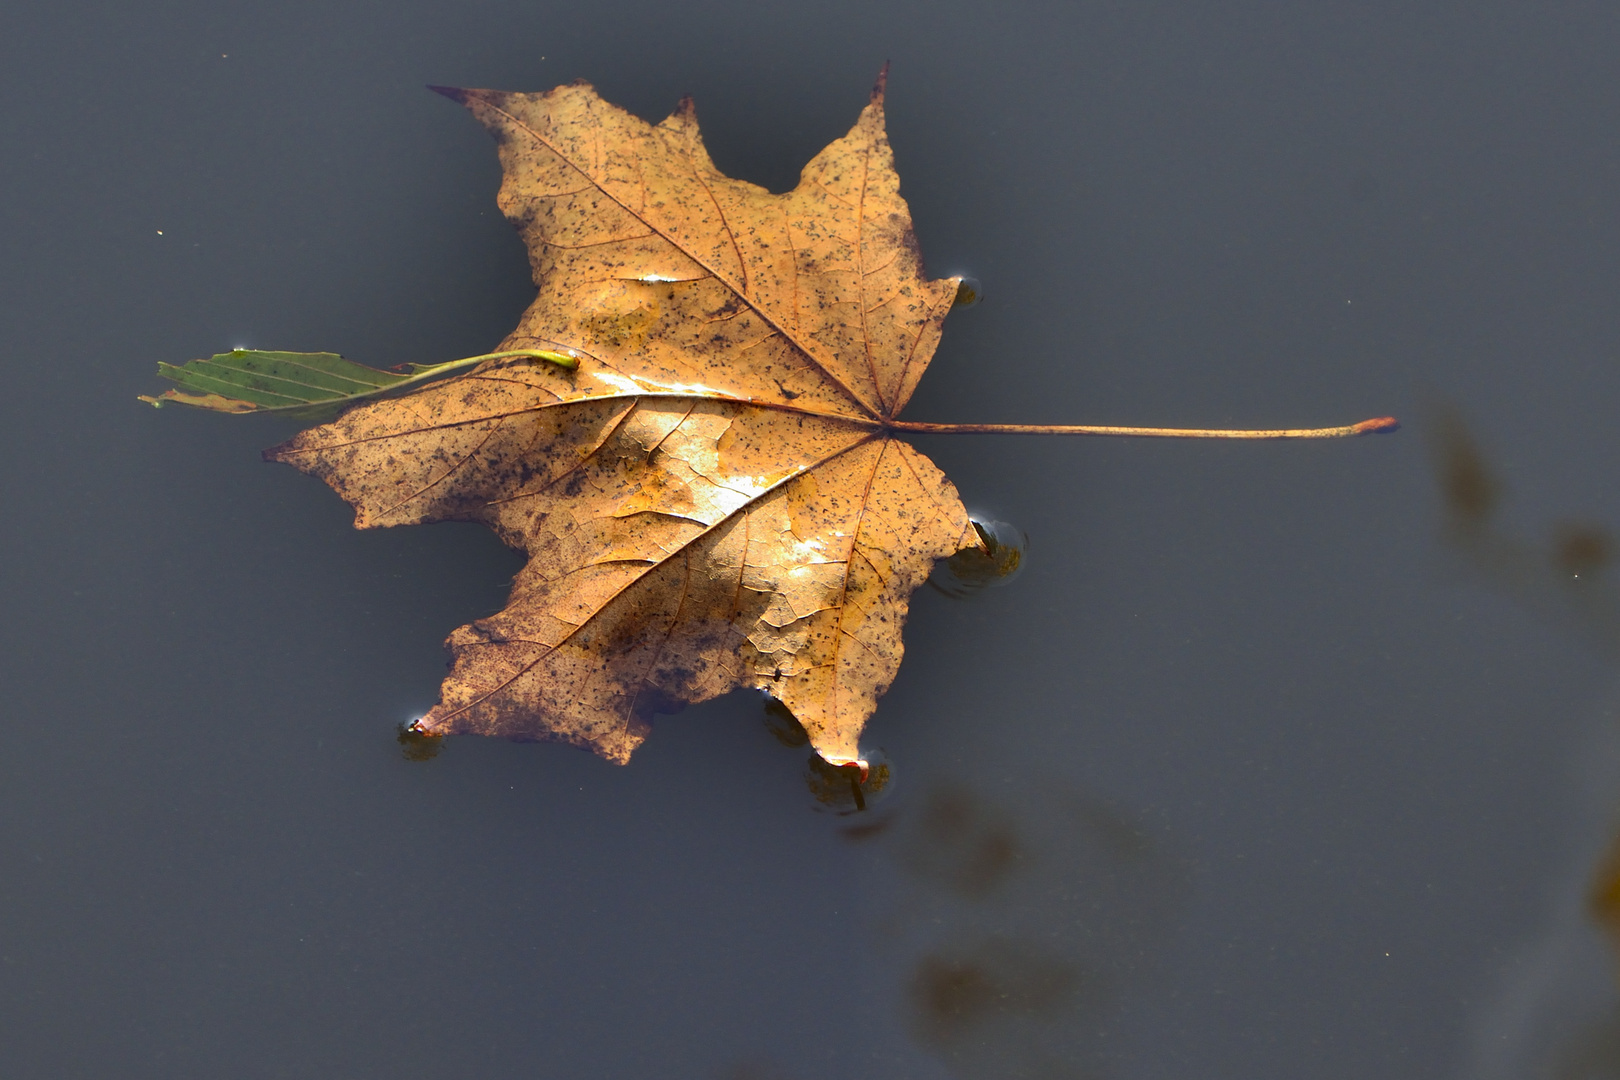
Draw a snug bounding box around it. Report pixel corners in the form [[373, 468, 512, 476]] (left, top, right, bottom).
[[267, 76, 979, 766]]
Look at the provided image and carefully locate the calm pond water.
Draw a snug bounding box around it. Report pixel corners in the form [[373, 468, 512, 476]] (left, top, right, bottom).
[[6, 2, 1620, 1077]]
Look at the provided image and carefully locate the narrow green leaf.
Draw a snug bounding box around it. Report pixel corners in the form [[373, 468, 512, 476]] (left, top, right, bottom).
[[141, 348, 578, 414], [143, 349, 407, 412]]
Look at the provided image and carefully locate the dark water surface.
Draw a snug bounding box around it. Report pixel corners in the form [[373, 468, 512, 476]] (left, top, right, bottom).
[[6, 2, 1620, 1077]]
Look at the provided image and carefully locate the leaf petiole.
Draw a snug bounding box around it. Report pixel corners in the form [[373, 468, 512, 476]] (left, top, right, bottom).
[[884, 416, 1400, 439], [401, 348, 579, 378]]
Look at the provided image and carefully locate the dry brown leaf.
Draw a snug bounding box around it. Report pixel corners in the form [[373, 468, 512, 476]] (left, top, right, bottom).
[[250, 73, 1396, 770], [268, 72, 980, 769]]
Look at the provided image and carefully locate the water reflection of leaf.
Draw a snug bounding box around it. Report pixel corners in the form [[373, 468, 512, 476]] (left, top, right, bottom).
[[929, 519, 1027, 599], [1592, 835, 1620, 950], [762, 697, 810, 748], [804, 755, 890, 813], [717, 1061, 800, 1080], [396, 722, 444, 761], [882, 777, 1188, 1078], [760, 697, 892, 813], [1437, 405, 1620, 1078], [720, 773, 1187, 1079], [1557, 523, 1613, 580], [1431, 402, 1502, 531], [899, 783, 1023, 900], [908, 939, 1090, 1048], [1428, 405, 1620, 656]]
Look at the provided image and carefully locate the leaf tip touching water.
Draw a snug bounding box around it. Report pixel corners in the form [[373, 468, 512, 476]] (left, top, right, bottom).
[[427, 84, 469, 105]]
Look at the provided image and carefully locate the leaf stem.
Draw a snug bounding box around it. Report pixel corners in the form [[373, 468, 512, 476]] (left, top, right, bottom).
[[884, 416, 1400, 439], [400, 348, 578, 381]]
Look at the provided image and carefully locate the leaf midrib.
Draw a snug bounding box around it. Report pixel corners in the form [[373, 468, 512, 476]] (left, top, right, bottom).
[[277, 386, 884, 453]]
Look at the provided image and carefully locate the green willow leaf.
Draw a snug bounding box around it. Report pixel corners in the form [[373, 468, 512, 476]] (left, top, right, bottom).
[[140, 347, 579, 414]]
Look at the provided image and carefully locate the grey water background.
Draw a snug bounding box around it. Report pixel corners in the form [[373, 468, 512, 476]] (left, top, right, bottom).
[[5, 1, 1620, 1076]]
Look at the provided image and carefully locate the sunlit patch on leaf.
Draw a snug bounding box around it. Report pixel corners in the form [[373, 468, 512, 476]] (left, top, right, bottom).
[[930, 518, 1027, 599]]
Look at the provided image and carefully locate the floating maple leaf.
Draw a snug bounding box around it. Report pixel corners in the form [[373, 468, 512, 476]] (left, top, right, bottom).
[[149, 72, 1395, 771], [271, 73, 980, 771]]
